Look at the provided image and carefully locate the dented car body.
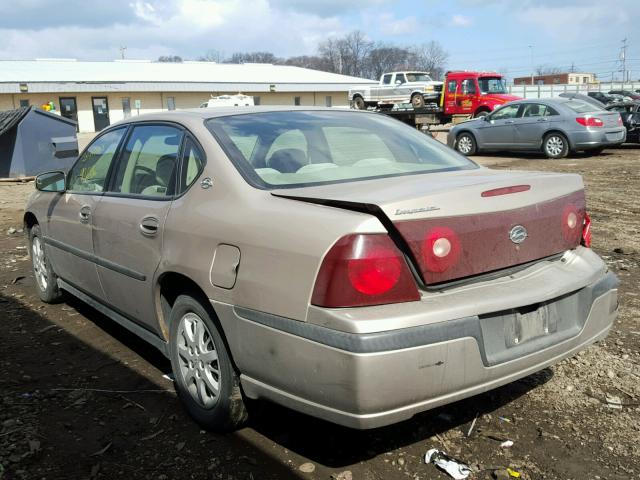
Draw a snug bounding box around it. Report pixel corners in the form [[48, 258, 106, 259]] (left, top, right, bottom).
[[25, 107, 618, 430]]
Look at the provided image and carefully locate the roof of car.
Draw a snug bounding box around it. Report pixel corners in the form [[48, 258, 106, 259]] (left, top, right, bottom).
[[108, 106, 363, 128]]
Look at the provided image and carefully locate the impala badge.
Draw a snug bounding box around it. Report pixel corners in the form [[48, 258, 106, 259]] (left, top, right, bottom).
[[509, 225, 528, 244]]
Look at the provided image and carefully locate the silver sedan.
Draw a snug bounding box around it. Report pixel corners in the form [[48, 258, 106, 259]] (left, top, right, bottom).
[[448, 98, 626, 158]]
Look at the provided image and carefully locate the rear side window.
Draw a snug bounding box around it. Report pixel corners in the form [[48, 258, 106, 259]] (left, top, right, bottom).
[[110, 124, 184, 197], [521, 104, 558, 117], [180, 136, 205, 192], [68, 127, 126, 192]]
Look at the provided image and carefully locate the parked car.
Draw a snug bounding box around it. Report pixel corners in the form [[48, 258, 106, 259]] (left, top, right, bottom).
[[560, 92, 606, 108], [608, 90, 640, 101], [606, 101, 640, 143], [449, 98, 626, 158], [350, 71, 443, 109], [25, 107, 618, 430], [586, 91, 618, 106]]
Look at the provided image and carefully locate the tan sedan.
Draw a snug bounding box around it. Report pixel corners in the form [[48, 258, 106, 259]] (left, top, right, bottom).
[[25, 107, 618, 430]]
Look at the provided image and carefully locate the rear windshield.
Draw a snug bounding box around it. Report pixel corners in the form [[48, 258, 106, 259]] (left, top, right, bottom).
[[206, 111, 477, 189], [564, 100, 602, 113]]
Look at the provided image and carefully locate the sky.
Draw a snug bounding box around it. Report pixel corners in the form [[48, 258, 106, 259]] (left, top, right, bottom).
[[0, 0, 638, 81]]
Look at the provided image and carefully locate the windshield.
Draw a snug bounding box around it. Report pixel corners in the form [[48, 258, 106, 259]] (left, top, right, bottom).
[[405, 72, 432, 82], [478, 77, 507, 94], [206, 111, 477, 189]]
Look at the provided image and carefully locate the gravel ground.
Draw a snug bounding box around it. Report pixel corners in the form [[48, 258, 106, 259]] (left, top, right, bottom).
[[0, 145, 638, 480]]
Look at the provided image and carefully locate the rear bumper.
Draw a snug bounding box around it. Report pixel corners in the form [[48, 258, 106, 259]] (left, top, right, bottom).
[[570, 127, 627, 149], [213, 250, 618, 429]]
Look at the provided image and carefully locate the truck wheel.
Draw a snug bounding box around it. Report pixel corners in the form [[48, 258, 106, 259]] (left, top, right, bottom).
[[456, 132, 477, 156], [169, 294, 248, 432], [474, 110, 489, 118], [29, 224, 63, 303], [353, 96, 366, 110], [411, 94, 425, 109], [543, 133, 569, 159]]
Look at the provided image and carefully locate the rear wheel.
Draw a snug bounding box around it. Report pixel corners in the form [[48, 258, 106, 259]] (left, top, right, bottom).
[[29, 225, 63, 303], [411, 94, 425, 109], [353, 96, 366, 110], [169, 294, 247, 432], [543, 133, 569, 159], [474, 110, 489, 118], [456, 132, 477, 156]]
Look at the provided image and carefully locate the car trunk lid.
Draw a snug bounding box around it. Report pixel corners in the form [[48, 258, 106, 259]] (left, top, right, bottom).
[[273, 169, 586, 285]]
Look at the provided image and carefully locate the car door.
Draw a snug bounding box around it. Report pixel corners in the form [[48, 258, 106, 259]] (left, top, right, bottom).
[[45, 127, 127, 300], [377, 73, 395, 101], [476, 104, 521, 148], [513, 103, 556, 148], [91, 123, 185, 330], [456, 78, 477, 114], [393, 73, 409, 101]]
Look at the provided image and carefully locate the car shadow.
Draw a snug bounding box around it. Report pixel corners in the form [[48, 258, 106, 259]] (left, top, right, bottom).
[[0, 292, 300, 480], [248, 369, 553, 468]]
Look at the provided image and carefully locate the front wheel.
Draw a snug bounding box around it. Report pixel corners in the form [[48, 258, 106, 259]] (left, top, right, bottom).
[[411, 94, 425, 109], [169, 294, 247, 432], [474, 110, 489, 118], [353, 96, 366, 110], [455, 132, 477, 156], [543, 133, 569, 159], [29, 224, 63, 303]]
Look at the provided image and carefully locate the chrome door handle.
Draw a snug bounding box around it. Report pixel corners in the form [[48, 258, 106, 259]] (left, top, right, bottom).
[[536, 118, 548, 122], [79, 205, 91, 224], [139, 216, 159, 237], [505, 120, 515, 124]]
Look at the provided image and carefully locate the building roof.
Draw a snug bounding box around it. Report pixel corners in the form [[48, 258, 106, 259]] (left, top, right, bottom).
[[0, 60, 376, 94]]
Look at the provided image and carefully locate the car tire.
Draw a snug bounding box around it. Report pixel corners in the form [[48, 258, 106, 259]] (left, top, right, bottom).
[[543, 133, 569, 159], [411, 94, 425, 109], [169, 294, 248, 432], [455, 132, 477, 156], [29, 224, 63, 303], [353, 96, 366, 110]]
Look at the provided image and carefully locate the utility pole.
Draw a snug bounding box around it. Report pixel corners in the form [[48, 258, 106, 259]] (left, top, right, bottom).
[[620, 38, 627, 83], [528, 45, 534, 85], [120, 46, 127, 60], [570, 62, 575, 73]]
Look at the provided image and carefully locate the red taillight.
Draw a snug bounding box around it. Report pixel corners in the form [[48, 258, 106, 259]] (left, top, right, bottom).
[[618, 115, 623, 126], [582, 213, 592, 248], [422, 226, 461, 273], [481, 185, 531, 197], [311, 234, 420, 308], [576, 117, 603, 127]]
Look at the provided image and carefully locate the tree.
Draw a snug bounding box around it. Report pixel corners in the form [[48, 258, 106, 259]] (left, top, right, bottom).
[[366, 44, 413, 79], [284, 55, 330, 71], [318, 31, 373, 77], [409, 41, 449, 80], [224, 52, 280, 64], [157, 55, 183, 63], [535, 65, 562, 76], [199, 50, 223, 62]]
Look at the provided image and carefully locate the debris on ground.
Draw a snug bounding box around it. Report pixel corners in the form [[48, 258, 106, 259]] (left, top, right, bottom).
[[424, 448, 471, 479]]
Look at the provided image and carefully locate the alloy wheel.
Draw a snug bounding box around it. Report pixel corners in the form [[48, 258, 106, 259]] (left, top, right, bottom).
[[546, 136, 564, 157], [457, 136, 473, 154], [32, 236, 49, 291], [176, 312, 221, 409]]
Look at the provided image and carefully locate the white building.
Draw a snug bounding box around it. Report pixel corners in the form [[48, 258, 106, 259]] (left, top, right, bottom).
[[0, 59, 376, 133]]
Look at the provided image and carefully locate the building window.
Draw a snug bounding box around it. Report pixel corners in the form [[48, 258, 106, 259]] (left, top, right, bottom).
[[294, 96, 301, 106], [122, 97, 131, 119], [325, 96, 332, 107], [19, 99, 29, 108], [254, 96, 261, 105], [583, 77, 588, 83], [167, 96, 176, 110]]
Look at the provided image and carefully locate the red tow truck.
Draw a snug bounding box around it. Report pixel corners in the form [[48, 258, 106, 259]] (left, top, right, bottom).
[[373, 71, 521, 127]]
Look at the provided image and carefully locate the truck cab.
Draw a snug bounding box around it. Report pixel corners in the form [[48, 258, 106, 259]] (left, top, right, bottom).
[[349, 72, 443, 110], [442, 71, 519, 118]]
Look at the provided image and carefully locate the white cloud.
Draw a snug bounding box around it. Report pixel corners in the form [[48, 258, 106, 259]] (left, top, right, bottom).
[[450, 14, 472, 27]]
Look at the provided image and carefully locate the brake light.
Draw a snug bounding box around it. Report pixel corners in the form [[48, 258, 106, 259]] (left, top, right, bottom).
[[311, 234, 420, 308], [582, 213, 592, 248], [618, 115, 623, 126], [422, 226, 461, 273], [576, 117, 603, 127]]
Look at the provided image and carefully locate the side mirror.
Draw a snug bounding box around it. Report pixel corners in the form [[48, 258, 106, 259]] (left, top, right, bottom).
[[36, 171, 66, 192], [483, 115, 491, 122], [395, 80, 402, 85]]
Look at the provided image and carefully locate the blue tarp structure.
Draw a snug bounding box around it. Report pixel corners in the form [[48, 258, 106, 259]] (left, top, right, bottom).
[[0, 107, 78, 178]]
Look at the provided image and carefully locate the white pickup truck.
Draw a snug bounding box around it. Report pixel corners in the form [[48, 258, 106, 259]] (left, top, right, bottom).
[[349, 71, 443, 110]]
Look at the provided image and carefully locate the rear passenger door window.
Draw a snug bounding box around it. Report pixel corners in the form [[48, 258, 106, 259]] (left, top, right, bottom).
[[110, 124, 184, 197]]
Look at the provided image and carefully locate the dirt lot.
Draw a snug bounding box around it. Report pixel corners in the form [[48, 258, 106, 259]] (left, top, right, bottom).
[[1, 146, 639, 480]]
